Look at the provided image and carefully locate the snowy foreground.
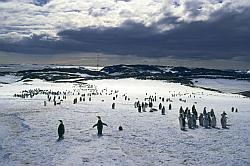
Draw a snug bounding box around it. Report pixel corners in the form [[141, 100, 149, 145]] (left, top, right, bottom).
[[0, 78, 249, 166]]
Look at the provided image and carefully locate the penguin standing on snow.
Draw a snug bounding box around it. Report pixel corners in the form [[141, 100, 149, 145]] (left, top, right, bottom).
[[221, 111, 228, 129], [208, 112, 212, 127], [58, 120, 65, 140], [211, 115, 216, 128], [199, 113, 204, 126], [203, 107, 207, 115], [192, 114, 197, 128], [169, 103, 172, 110], [187, 114, 193, 129], [149, 102, 153, 108], [142, 103, 146, 112], [203, 113, 209, 129], [159, 103, 162, 110], [138, 104, 142, 113], [93, 116, 108, 136], [161, 106, 166, 115], [179, 113, 184, 131], [192, 107, 198, 119], [179, 112, 186, 131], [112, 103, 115, 109], [179, 106, 184, 114]]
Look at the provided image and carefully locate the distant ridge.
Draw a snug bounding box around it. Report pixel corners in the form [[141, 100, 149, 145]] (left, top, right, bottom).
[[0, 64, 249, 84]]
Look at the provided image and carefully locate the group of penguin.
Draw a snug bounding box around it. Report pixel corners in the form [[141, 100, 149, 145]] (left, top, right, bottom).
[[57, 91, 237, 140], [179, 105, 231, 131]]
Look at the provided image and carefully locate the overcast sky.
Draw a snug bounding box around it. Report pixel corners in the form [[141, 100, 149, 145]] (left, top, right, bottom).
[[0, 0, 249, 69]]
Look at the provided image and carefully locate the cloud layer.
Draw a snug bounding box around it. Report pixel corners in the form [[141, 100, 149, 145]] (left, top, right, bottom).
[[0, 0, 250, 64]]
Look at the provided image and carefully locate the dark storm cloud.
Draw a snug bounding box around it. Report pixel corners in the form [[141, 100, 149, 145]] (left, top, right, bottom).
[[158, 7, 250, 60], [0, 7, 250, 61]]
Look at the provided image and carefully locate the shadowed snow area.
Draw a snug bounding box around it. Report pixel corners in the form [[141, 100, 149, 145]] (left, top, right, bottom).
[[0, 78, 249, 166]]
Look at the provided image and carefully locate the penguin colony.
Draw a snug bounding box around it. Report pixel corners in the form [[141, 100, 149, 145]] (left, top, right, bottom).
[[13, 83, 238, 140]]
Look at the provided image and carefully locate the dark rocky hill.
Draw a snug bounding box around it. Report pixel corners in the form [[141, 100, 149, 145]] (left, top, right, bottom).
[[1, 64, 249, 85]]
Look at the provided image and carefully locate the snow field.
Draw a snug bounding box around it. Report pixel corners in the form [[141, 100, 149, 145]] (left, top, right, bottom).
[[0, 78, 249, 166]]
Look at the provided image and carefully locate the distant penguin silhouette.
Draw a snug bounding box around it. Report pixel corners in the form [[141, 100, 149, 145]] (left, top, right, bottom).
[[138, 105, 142, 113], [58, 120, 65, 140], [159, 103, 162, 110], [112, 103, 115, 109], [161, 106, 166, 115], [169, 103, 172, 110]]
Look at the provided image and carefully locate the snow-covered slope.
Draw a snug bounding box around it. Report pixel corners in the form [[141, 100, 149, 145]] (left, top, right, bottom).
[[0, 78, 249, 166]]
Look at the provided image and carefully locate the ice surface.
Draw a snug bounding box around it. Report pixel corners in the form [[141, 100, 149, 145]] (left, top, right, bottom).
[[0, 78, 249, 166], [0, 75, 22, 84], [193, 78, 250, 93]]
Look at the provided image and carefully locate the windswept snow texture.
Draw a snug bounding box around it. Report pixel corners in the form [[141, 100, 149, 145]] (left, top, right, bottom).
[[0, 78, 249, 166]]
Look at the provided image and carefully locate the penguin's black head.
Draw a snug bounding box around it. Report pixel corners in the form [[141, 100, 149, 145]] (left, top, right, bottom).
[[59, 120, 63, 123]]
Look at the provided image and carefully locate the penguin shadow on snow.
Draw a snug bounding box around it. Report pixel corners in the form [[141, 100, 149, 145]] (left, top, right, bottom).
[[180, 129, 188, 132], [222, 126, 230, 129], [56, 137, 64, 142], [73, 136, 92, 143], [91, 133, 102, 139], [91, 133, 112, 139], [213, 127, 221, 130]]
